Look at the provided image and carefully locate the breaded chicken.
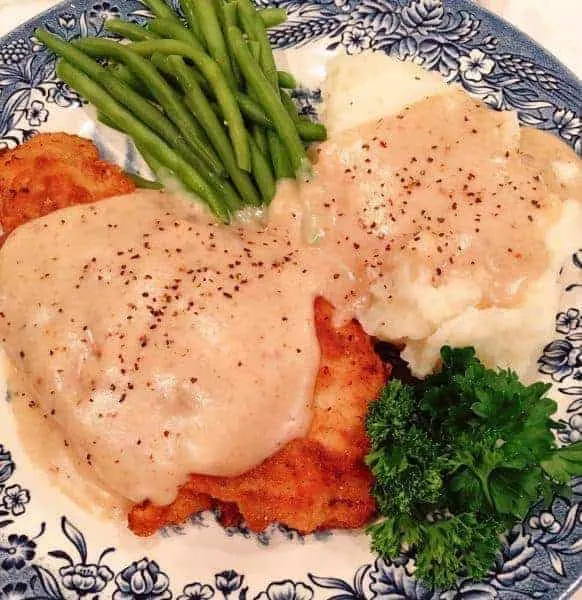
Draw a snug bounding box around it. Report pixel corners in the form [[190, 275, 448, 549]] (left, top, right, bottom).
[[128, 297, 387, 536], [0, 133, 134, 239], [3, 132, 386, 536]]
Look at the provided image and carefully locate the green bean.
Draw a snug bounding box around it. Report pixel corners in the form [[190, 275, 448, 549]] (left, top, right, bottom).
[[130, 39, 251, 172], [258, 8, 287, 28], [242, 88, 326, 141], [223, 2, 239, 28], [267, 130, 293, 179], [111, 41, 326, 143], [222, 2, 242, 84], [149, 17, 205, 50], [236, 91, 325, 140], [237, 0, 278, 90], [35, 29, 215, 172], [139, 0, 180, 22], [148, 18, 219, 90], [143, 33, 317, 142], [252, 125, 268, 156], [65, 38, 240, 210], [153, 60, 273, 132], [249, 40, 261, 62], [73, 37, 225, 176], [178, 0, 205, 45], [136, 143, 166, 177], [182, 0, 237, 88], [280, 88, 300, 124], [105, 19, 158, 41], [248, 135, 276, 203], [225, 27, 306, 173], [166, 54, 259, 206], [109, 64, 154, 100], [296, 118, 327, 142], [277, 70, 297, 89], [126, 172, 164, 190], [55, 60, 229, 220], [98, 109, 168, 190], [211, 0, 227, 28], [235, 93, 270, 126], [96, 110, 120, 131]]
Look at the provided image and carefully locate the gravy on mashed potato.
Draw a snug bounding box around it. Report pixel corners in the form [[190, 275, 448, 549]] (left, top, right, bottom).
[[0, 56, 580, 507]]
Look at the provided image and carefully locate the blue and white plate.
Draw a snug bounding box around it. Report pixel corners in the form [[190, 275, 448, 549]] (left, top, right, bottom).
[[0, 1, 581, 598]]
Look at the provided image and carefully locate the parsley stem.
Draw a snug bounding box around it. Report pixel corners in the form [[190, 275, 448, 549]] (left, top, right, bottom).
[[472, 468, 495, 510]]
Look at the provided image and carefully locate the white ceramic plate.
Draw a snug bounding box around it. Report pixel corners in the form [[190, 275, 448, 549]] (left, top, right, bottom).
[[0, 1, 581, 598]]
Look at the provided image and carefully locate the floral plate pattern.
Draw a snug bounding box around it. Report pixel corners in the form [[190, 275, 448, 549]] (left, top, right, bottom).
[[0, 1, 581, 599]]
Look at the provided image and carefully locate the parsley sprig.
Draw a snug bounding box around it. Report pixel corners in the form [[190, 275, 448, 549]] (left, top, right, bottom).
[[366, 346, 582, 589]]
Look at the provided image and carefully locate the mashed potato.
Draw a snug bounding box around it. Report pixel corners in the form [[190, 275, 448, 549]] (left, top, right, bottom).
[[323, 53, 582, 380]]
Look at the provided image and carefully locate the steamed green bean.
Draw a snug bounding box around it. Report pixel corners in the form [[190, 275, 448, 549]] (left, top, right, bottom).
[[252, 125, 268, 156], [105, 18, 158, 41], [248, 135, 276, 203], [129, 39, 251, 172], [139, 0, 181, 22], [277, 71, 297, 89], [165, 54, 260, 205], [183, 0, 237, 88], [73, 37, 224, 175], [55, 60, 229, 220], [149, 17, 205, 51], [35, 29, 215, 172], [237, 0, 278, 90], [127, 172, 164, 190], [40, 0, 327, 212], [267, 130, 293, 179], [109, 64, 154, 100], [226, 27, 306, 173], [258, 8, 287, 28]]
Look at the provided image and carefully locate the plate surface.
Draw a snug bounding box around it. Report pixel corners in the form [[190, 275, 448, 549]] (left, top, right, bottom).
[[0, 1, 581, 598]]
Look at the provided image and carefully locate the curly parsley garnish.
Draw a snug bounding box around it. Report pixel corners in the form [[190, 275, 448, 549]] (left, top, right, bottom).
[[365, 346, 582, 589]]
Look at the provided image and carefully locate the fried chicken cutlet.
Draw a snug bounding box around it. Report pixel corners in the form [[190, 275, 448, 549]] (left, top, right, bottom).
[[1, 132, 386, 536], [0, 133, 134, 239], [129, 297, 387, 535]]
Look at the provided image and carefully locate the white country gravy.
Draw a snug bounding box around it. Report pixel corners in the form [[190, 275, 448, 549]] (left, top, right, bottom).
[[0, 88, 580, 506]]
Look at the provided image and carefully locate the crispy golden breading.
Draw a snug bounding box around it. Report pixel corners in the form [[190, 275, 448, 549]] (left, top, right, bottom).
[[0, 133, 134, 238], [128, 297, 387, 536]]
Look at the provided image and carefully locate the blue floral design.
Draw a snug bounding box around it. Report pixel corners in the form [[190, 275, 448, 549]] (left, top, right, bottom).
[[215, 571, 244, 596], [60, 564, 114, 595], [0, 534, 36, 570], [458, 48, 495, 82], [254, 580, 313, 600], [58, 13, 77, 32], [114, 559, 172, 600], [2, 484, 30, 516], [46, 80, 83, 108], [556, 309, 581, 335], [360, 560, 431, 599], [490, 527, 536, 588], [178, 584, 214, 600], [25, 99, 48, 126], [32, 516, 116, 597], [341, 25, 375, 54], [88, 2, 121, 23], [563, 414, 582, 444], [0, 583, 29, 600], [538, 339, 582, 382], [0, 444, 14, 484]]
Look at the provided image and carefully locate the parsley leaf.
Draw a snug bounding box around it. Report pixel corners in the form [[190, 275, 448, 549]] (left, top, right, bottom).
[[366, 346, 582, 589]]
